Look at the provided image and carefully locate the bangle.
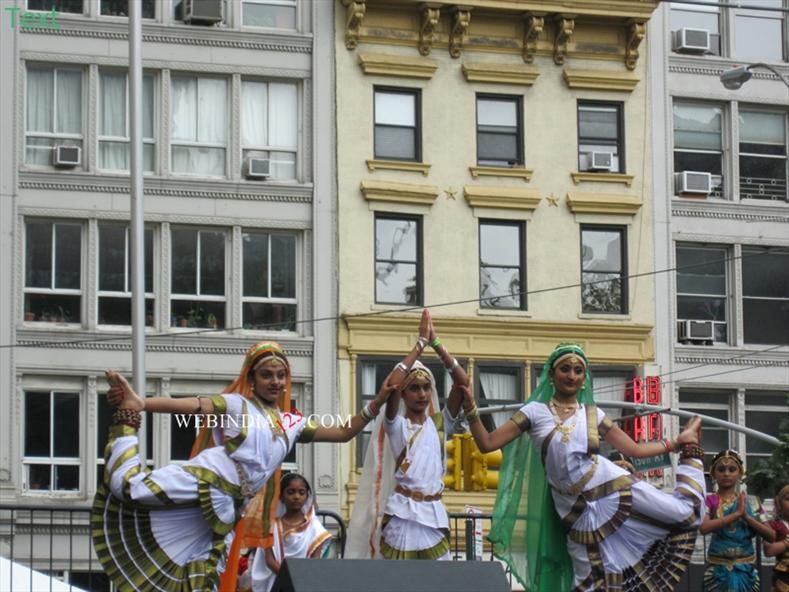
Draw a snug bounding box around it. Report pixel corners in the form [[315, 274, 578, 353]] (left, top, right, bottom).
[[360, 403, 376, 423], [396, 362, 409, 372], [445, 358, 460, 371], [431, 338, 442, 349], [416, 336, 429, 350], [195, 397, 203, 414], [466, 407, 480, 423], [680, 444, 705, 460], [662, 438, 674, 453], [112, 408, 142, 429]]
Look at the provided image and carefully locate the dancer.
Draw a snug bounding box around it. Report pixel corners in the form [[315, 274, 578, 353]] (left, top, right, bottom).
[[462, 342, 707, 591], [249, 473, 332, 592], [347, 309, 467, 560], [700, 449, 774, 592], [92, 341, 399, 592], [764, 484, 789, 592]]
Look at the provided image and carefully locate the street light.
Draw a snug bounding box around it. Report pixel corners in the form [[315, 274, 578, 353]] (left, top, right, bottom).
[[719, 62, 789, 90]]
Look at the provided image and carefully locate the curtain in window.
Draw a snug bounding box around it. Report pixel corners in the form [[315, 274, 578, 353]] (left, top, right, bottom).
[[56, 70, 82, 134], [242, 81, 267, 148], [361, 364, 376, 396], [27, 70, 53, 133], [673, 104, 722, 150], [269, 83, 297, 179], [100, 73, 127, 170], [479, 370, 519, 428], [171, 77, 226, 176]]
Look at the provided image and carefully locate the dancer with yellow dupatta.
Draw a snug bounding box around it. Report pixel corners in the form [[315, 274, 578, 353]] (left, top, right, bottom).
[[92, 341, 399, 591]]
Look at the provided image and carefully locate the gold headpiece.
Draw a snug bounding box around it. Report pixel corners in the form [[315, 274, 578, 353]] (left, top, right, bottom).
[[710, 449, 744, 473], [552, 353, 587, 370], [401, 368, 433, 392]]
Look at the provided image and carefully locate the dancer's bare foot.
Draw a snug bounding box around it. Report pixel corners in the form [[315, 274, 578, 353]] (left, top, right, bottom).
[[105, 370, 145, 411], [676, 416, 702, 447]]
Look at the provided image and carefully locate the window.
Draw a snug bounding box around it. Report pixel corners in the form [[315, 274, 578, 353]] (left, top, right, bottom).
[[242, 231, 297, 331], [678, 390, 732, 468], [733, 1, 784, 62], [581, 226, 627, 314], [744, 391, 788, 468], [24, 221, 82, 324], [673, 102, 724, 197], [577, 102, 624, 173], [738, 111, 787, 201], [99, 71, 155, 172], [98, 224, 154, 326], [356, 357, 456, 466], [170, 395, 200, 462], [170, 76, 227, 176], [243, 0, 297, 28], [475, 363, 523, 434], [27, 0, 82, 13], [742, 247, 789, 344], [100, 0, 154, 18], [476, 95, 522, 167], [479, 221, 525, 310], [676, 245, 728, 343], [670, 0, 721, 55], [374, 88, 420, 162], [374, 215, 421, 305], [25, 67, 83, 166], [241, 81, 298, 180], [24, 391, 80, 492], [170, 227, 226, 328], [96, 392, 152, 486]]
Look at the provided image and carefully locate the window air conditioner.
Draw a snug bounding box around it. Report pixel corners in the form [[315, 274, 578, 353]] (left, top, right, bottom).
[[53, 145, 81, 168], [673, 28, 710, 54], [244, 156, 271, 180], [677, 320, 714, 344], [582, 151, 614, 172], [178, 0, 223, 25], [675, 171, 712, 195]]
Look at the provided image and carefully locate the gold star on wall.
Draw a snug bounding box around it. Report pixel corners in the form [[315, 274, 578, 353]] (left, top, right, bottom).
[[444, 187, 458, 200], [545, 193, 559, 207]]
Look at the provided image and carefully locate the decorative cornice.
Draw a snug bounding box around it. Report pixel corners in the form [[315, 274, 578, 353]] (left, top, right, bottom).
[[366, 159, 432, 175], [469, 166, 533, 181], [669, 56, 789, 81], [566, 191, 642, 215], [675, 354, 789, 367], [562, 68, 639, 92], [358, 53, 438, 79], [571, 171, 634, 186], [464, 185, 541, 211], [462, 62, 539, 85], [359, 179, 439, 206], [672, 205, 789, 224]]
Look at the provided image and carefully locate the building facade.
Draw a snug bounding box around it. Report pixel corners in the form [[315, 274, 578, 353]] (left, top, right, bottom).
[[650, 1, 789, 476], [335, 0, 660, 517], [0, 0, 336, 584]]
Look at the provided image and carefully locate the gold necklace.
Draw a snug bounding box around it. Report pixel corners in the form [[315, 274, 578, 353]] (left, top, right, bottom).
[[550, 397, 579, 412], [548, 400, 578, 444]]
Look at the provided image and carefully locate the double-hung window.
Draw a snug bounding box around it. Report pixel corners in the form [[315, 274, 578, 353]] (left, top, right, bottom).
[[24, 390, 80, 492], [97, 224, 154, 326], [27, 0, 83, 14], [733, 1, 785, 62], [171, 76, 227, 177], [100, 0, 155, 18], [25, 66, 83, 166], [476, 95, 522, 167], [242, 0, 297, 28], [479, 220, 525, 310], [96, 392, 152, 487], [745, 391, 788, 468], [170, 227, 226, 328], [242, 231, 297, 331], [738, 110, 787, 201], [241, 81, 298, 181], [678, 390, 732, 467], [374, 214, 421, 305], [374, 88, 420, 161], [99, 71, 155, 172], [581, 226, 627, 314], [577, 102, 624, 173], [676, 244, 728, 343], [673, 102, 724, 197], [742, 247, 789, 344], [475, 363, 523, 433], [24, 221, 82, 324], [669, 0, 721, 55]]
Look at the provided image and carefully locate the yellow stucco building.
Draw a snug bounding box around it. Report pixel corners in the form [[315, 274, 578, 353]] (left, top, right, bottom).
[[335, 0, 659, 517]]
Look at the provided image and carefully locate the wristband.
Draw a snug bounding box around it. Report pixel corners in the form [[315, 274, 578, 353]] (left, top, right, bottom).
[[431, 338, 442, 349], [396, 362, 409, 372], [466, 407, 480, 423], [446, 358, 460, 371], [417, 336, 429, 349]]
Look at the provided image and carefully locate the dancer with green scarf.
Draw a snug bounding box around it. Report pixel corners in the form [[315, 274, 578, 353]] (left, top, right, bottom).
[[461, 343, 706, 591]]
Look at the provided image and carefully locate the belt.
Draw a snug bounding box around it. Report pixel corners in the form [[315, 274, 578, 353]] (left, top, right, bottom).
[[707, 554, 756, 570], [395, 484, 442, 502]]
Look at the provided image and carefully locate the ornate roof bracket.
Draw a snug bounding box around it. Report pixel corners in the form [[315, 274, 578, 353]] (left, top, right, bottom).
[[449, 6, 472, 58], [343, 0, 366, 50], [419, 3, 441, 56], [625, 19, 646, 70], [522, 13, 545, 64], [553, 15, 575, 65]]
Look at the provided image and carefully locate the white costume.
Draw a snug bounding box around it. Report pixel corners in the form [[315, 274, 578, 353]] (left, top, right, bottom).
[[512, 401, 706, 590], [92, 394, 316, 592]]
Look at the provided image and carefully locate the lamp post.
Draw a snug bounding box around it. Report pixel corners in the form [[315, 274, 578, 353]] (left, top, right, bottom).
[[719, 62, 789, 90]]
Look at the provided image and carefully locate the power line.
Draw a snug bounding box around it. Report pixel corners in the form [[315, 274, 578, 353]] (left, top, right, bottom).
[[660, 0, 789, 13]]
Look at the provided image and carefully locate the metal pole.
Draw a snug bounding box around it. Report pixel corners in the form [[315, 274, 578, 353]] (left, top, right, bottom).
[[475, 400, 781, 446], [129, 0, 145, 459], [746, 62, 789, 89]]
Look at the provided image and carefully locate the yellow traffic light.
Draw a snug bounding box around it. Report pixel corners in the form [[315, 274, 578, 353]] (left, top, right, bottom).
[[464, 438, 502, 491], [443, 433, 463, 490]]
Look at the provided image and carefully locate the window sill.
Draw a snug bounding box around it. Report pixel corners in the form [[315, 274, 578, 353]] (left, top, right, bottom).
[[469, 166, 533, 181], [360, 179, 439, 207], [571, 172, 634, 186], [369, 303, 422, 313], [476, 308, 531, 318], [567, 191, 642, 215], [366, 159, 431, 176], [577, 313, 631, 321]]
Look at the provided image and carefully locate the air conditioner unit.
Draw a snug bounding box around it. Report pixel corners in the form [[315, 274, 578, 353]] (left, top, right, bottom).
[[178, 0, 223, 25], [243, 157, 270, 180], [53, 145, 80, 168], [582, 151, 614, 172], [673, 28, 710, 54], [677, 320, 715, 344], [675, 171, 712, 195]]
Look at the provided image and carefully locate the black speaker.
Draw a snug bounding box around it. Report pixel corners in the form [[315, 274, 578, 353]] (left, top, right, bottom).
[[271, 558, 510, 592]]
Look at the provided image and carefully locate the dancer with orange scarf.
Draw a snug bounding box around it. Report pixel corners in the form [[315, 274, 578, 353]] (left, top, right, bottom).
[[92, 340, 400, 591]]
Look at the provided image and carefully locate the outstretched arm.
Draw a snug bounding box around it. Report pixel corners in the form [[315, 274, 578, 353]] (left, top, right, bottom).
[[425, 309, 468, 418], [459, 385, 522, 453], [385, 308, 433, 420], [604, 416, 702, 459], [105, 370, 216, 415]]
